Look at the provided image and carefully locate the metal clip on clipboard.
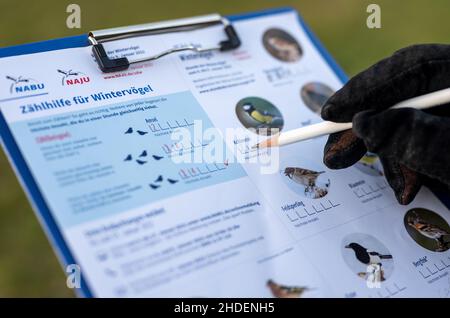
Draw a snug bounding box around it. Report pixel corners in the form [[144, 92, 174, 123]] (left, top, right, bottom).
[[88, 14, 241, 73]]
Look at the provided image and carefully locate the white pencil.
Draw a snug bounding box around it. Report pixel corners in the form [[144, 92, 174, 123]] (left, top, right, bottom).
[[253, 87, 450, 149]]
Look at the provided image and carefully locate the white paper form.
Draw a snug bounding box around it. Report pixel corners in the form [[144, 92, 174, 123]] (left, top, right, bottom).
[[0, 10, 449, 297]]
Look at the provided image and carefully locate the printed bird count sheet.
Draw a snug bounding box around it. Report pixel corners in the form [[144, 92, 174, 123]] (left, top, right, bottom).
[[1, 9, 450, 298]]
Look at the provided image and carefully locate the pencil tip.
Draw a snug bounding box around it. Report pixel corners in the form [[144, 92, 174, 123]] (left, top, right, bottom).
[[253, 137, 276, 150]]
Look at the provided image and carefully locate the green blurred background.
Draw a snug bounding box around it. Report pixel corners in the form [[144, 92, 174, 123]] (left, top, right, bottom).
[[0, 0, 449, 297]]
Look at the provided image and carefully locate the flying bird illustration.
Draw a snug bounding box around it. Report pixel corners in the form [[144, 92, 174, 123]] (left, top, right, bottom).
[[124, 127, 133, 134], [6, 75, 33, 93], [167, 178, 179, 184], [284, 167, 325, 194], [266, 279, 309, 298], [57, 69, 83, 85], [137, 130, 148, 136], [139, 150, 147, 157], [154, 175, 163, 183], [345, 242, 393, 266], [124, 154, 132, 161], [407, 212, 450, 251], [6, 75, 31, 83], [149, 184, 160, 190], [152, 155, 164, 160], [136, 159, 147, 165]]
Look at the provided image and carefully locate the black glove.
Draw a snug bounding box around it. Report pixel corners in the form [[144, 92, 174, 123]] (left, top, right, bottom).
[[321, 44, 450, 205]]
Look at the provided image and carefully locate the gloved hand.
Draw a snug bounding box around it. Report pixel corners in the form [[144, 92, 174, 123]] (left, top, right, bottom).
[[321, 44, 450, 205]]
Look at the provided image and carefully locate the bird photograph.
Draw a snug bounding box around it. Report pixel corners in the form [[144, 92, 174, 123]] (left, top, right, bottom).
[[6, 75, 34, 93], [235, 97, 284, 136], [300, 82, 335, 115], [355, 153, 384, 177], [282, 166, 330, 199], [404, 208, 450, 252], [262, 28, 303, 63], [266, 279, 310, 298], [345, 243, 393, 267], [342, 234, 394, 283]]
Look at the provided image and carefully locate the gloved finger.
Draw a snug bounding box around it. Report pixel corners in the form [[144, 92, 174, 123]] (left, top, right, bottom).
[[323, 129, 367, 169], [321, 44, 450, 123], [353, 108, 450, 187], [379, 157, 422, 205]]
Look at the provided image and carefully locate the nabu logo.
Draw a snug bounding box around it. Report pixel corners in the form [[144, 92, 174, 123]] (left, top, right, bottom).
[[57, 69, 90, 86], [6, 75, 45, 94]]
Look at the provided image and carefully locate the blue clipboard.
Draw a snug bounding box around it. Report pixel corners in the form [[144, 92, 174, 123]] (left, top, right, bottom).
[[0, 6, 447, 298]]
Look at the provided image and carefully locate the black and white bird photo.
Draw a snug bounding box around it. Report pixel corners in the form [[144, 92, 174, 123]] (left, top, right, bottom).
[[342, 234, 394, 283]]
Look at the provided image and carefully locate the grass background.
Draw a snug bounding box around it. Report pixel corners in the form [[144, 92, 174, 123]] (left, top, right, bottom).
[[0, 0, 449, 297]]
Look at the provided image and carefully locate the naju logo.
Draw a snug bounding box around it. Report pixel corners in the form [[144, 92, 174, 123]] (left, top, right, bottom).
[[6, 75, 45, 94], [57, 69, 90, 86]]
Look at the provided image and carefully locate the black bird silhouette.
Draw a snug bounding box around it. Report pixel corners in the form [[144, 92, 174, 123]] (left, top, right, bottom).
[[152, 155, 164, 160], [57, 69, 83, 85], [154, 175, 163, 183], [124, 154, 132, 161], [137, 130, 148, 135], [136, 159, 147, 165], [167, 178, 179, 184], [345, 242, 392, 266], [139, 150, 147, 157], [6, 75, 31, 83], [124, 127, 133, 134], [149, 184, 160, 190]]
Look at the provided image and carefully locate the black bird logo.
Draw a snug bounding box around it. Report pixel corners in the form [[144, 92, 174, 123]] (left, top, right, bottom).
[[124, 127, 133, 134], [6, 75, 34, 93], [57, 69, 84, 85], [345, 242, 392, 266]]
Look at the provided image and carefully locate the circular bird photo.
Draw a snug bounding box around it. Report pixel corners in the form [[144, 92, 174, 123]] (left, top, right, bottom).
[[300, 82, 335, 115], [235, 97, 284, 136], [354, 153, 384, 177], [341, 233, 394, 283], [262, 28, 303, 62], [404, 208, 450, 252], [279, 157, 330, 199]]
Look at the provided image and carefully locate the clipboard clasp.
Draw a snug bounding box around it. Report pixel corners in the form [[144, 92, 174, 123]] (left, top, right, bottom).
[[88, 14, 241, 73]]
